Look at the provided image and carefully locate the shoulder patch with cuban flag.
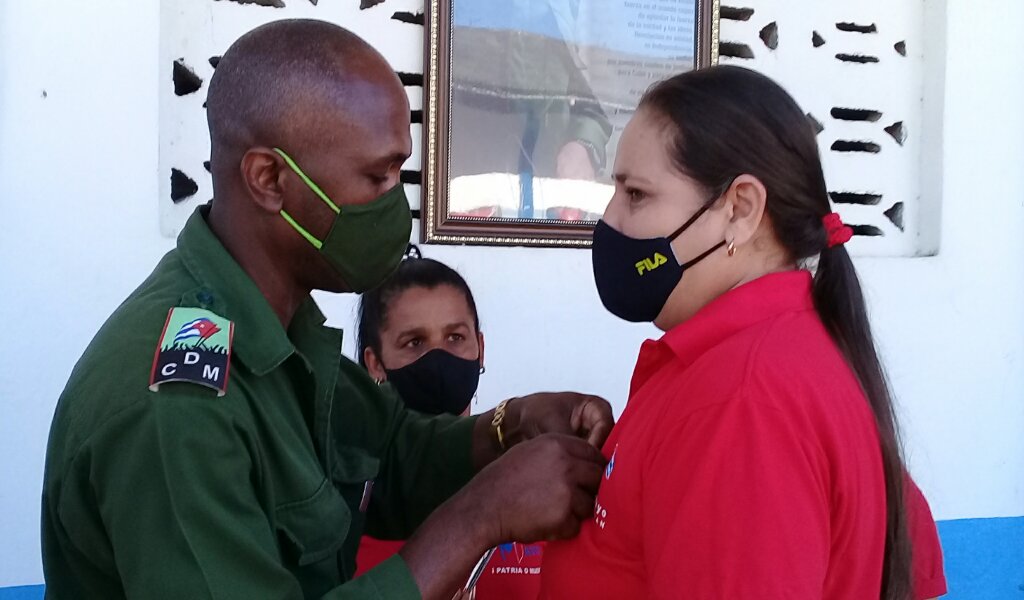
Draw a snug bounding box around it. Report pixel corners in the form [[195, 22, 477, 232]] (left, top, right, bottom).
[[149, 307, 234, 396]]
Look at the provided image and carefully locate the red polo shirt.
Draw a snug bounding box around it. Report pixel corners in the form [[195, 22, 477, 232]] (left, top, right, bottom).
[[907, 477, 948, 599], [541, 271, 894, 598]]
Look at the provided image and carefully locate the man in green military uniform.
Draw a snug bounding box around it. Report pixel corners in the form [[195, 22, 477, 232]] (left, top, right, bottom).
[[42, 20, 612, 600]]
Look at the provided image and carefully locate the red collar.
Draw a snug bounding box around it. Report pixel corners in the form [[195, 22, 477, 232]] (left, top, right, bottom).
[[659, 270, 815, 369]]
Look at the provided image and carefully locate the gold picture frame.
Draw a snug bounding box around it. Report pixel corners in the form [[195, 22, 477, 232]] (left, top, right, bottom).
[[423, 0, 720, 247]]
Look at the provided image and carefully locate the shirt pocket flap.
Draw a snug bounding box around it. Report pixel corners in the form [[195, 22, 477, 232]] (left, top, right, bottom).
[[275, 478, 351, 566], [331, 445, 380, 484]]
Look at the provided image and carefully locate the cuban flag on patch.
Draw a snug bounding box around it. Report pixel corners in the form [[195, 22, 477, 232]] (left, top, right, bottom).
[[173, 318, 221, 345], [150, 306, 234, 397]]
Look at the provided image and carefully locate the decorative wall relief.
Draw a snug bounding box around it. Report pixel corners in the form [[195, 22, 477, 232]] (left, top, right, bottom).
[[161, 0, 937, 256], [159, 0, 428, 237], [716, 1, 934, 256]]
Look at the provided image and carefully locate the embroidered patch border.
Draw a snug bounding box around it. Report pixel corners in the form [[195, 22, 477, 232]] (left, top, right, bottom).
[[149, 307, 234, 396]]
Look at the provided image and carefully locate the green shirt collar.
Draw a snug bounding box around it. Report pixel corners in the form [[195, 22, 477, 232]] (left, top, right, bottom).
[[175, 206, 329, 376]]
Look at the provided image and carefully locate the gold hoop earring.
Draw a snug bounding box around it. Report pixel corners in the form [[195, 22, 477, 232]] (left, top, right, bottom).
[[727, 240, 737, 257]]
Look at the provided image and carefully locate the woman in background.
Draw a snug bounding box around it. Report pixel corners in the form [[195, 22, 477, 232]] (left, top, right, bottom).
[[539, 65, 945, 599], [354, 248, 544, 600]]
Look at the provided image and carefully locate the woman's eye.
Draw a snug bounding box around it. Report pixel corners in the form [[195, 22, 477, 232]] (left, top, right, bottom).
[[627, 188, 646, 203]]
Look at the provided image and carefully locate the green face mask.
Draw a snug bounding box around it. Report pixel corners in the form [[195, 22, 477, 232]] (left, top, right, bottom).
[[274, 148, 412, 293]]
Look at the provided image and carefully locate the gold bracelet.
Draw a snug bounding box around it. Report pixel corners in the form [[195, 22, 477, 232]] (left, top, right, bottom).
[[491, 399, 510, 451]]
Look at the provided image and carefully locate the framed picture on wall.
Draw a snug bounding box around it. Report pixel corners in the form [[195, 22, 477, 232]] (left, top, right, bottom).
[[423, 0, 720, 247]]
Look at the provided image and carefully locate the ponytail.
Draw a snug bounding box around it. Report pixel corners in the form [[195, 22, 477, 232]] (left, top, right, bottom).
[[814, 245, 912, 600]]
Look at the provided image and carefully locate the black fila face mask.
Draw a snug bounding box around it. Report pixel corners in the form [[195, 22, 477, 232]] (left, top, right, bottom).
[[591, 201, 725, 323]]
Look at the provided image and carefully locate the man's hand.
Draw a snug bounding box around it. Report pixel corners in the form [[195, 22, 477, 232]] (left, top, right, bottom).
[[400, 434, 606, 599], [505, 392, 614, 449], [404, 393, 613, 598], [471, 434, 606, 544], [472, 392, 614, 470]]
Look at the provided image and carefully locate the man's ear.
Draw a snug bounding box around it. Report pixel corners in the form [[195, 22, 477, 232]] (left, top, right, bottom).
[[364, 347, 387, 383], [723, 174, 768, 248], [240, 147, 288, 214]]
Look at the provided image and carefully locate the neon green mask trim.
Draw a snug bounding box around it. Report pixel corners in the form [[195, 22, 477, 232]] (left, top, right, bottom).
[[274, 148, 341, 214], [272, 147, 413, 293], [274, 148, 340, 250], [279, 209, 323, 250]]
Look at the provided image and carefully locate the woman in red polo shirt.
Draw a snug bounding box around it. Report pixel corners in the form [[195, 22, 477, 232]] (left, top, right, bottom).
[[540, 65, 938, 599], [352, 249, 544, 599]]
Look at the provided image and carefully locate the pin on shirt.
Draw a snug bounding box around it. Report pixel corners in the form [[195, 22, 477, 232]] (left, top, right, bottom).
[[359, 481, 375, 513], [605, 445, 617, 480]]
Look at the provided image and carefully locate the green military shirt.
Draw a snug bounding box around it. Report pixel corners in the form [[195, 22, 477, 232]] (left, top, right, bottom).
[[42, 207, 477, 599]]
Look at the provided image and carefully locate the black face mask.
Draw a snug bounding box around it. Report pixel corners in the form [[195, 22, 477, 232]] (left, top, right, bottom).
[[384, 348, 481, 415], [591, 202, 725, 323]]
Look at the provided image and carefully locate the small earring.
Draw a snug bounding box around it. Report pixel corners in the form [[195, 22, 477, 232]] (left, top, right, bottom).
[[374, 378, 383, 386], [727, 240, 737, 257], [479, 366, 486, 375]]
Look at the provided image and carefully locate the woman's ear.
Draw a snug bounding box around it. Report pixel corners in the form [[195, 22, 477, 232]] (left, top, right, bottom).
[[724, 174, 768, 247], [363, 347, 387, 382]]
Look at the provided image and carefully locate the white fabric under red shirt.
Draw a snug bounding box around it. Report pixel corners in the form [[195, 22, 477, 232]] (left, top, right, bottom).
[[540, 270, 946, 599]]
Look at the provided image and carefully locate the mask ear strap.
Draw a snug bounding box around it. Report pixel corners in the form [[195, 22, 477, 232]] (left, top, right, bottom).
[[667, 176, 738, 241], [280, 210, 324, 249], [667, 201, 715, 241], [273, 148, 341, 215], [679, 241, 727, 269]]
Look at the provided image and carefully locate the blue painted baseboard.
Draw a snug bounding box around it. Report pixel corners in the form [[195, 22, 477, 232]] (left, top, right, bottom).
[[0, 587, 42, 600], [938, 516, 1024, 599], [3, 517, 1020, 598]]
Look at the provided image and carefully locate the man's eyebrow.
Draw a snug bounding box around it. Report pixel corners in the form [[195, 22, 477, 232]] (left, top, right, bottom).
[[368, 151, 411, 166]]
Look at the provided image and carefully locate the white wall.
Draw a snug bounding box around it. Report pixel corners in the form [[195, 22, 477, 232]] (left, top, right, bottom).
[[1, 0, 1022, 588], [867, 0, 1024, 521], [0, 0, 168, 587]]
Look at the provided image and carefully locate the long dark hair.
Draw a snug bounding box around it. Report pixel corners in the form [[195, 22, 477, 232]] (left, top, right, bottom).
[[358, 246, 480, 366], [640, 65, 911, 599]]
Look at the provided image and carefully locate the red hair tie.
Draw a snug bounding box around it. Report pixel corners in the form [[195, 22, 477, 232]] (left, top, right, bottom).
[[823, 213, 853, 248]]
